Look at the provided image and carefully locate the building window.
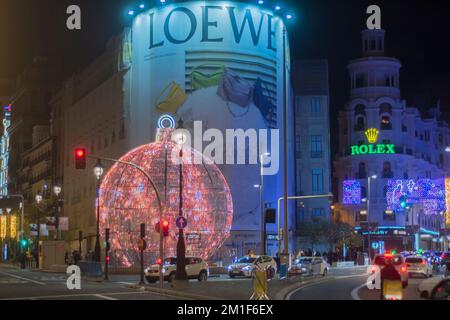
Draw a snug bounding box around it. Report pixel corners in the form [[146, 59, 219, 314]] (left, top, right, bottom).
[[310, 135, 323, 158], [381, 116, 392, 130], [312, 168, 324, 193], [382, 162, 393, 178], [312, 208, 325, 217], [119, 117, 126, 140], [357, 162, 367, 179], [310, 97, 321, 114], [355, 117, 365, 131]]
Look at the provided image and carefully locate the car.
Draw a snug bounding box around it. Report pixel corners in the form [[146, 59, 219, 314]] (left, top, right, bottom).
[[371, 253, 409, 288], [144, 256, 209, 283], [405, 256, 433, 278], [440, 252, 450, 264], [429, 278, 450, 300], [417, 275, 445, 299], [227, 255, 277, 279], [289, 257, 329, 276]]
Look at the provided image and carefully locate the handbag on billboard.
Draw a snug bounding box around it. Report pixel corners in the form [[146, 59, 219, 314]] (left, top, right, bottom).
[[217, 69, 253, 107], [253, 78, 277, 128], [155, 81, 187, 114], [190, 64, 225, 90]]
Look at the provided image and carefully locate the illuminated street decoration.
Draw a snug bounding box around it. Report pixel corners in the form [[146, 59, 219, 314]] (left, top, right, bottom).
[[446, 178, 450, 227], [99, 129, 233, 267], [0, 215, 6, 239], [350, 128, 396, 156], [343, 180, 362, 204], [386, 179, 446, 214], [10, 215, 17, 239]]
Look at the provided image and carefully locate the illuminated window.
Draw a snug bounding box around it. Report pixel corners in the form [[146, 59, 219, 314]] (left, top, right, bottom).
[[310, 135, 323, 158], [381, 116, 392, 130], [310, 98, 321, 114]]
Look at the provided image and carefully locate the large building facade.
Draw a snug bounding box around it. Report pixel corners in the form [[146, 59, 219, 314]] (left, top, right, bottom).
[[334, 29, 450, 254], [292, 60, 332, 251]]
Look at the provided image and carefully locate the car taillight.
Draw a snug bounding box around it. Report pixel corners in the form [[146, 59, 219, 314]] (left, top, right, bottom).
[[371, 266, 376, 273], [401, 266, 407, 273], [422, 260, 426, 265]]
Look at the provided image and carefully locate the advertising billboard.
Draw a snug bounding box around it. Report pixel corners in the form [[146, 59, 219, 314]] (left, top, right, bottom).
[[126, 1, 295, 259]]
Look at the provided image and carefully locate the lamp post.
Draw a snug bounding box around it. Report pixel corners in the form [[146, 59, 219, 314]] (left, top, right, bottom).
[[175, 119, 187, 281], [259, 152, 270, 255], [53, 184, 62, 240], [367, 174, 377, 261], [93, 160, 104, 262], [35, 194, 43, 268]]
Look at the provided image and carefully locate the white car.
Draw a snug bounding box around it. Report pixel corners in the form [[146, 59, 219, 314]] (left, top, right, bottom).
[[228, 255, 277, 278], [144, 256, 209, 283], [405, 256, 433, 278], [289, 257, 329, 276], [418, 275, 445, 299]]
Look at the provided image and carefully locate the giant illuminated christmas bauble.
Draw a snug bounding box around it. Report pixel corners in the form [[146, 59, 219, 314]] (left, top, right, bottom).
[[99, 129, 233, 267]]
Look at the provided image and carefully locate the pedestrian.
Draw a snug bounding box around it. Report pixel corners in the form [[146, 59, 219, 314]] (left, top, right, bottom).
[[64, 251, 69, 265]]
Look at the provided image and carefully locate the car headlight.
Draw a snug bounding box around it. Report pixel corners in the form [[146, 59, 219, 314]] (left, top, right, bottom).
[[301, 268, 307, 271], [161, 268, 166, 273], [242, 265, 252, 271], [228, 266, 233, 270]]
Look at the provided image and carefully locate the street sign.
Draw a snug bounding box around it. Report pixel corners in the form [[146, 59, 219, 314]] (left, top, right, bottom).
[[176, 216, 187, 229], [29, 224, 38, 236], [46, 217, 57, 231]]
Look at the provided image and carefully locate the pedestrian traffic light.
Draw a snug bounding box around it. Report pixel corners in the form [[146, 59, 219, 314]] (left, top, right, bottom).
[[161, 219, 169, 237], [75, 148, 87, 169]]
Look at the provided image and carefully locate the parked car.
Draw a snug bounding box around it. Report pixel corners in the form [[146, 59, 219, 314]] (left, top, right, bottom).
[[441, 252, 450, 264], [372, 253, 409, 288], [289, 257, 329, 276], [144, 256, 209, 283], [417, 275, 445, 299], [405, 256, 433, 278], [227, 255, 277, 279]]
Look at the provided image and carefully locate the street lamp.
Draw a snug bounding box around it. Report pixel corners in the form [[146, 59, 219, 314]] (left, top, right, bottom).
[[34, 194, 43, 268], [367, 174, 377, 261], [175, 119, 188, 281], [445, 146, 450, 153], [93, 160, 104, 262], [259, 152, 270, 255], [53, 184, 62, 240]]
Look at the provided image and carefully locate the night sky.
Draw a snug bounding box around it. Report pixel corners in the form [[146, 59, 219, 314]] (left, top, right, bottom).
[[1, 0, 449, 119]]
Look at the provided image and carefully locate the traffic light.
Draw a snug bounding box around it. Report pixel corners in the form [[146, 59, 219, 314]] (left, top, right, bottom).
[[161, 219, 169, 237], [20, 238, 28, 249], [75, 148, 86, 169], [140, 223, 145, 238], [400, 195, 407, 209], [156, 257, 163, 265], [105, 228, 110, 251]]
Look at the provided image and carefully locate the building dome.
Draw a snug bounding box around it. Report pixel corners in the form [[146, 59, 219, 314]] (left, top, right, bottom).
[[99, 130, 233, 267]]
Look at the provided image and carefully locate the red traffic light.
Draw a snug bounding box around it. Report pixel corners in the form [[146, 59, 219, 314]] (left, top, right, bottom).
[[161, 219, 169, 237], [75, 148, 87, 169], [156, 257, 163, 265]]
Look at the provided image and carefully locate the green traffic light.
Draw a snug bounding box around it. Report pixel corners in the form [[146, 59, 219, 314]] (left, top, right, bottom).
[[20, 239, 28, 247]]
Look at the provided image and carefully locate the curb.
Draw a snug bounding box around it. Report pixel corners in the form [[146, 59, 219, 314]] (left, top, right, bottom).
[[127, 284, 224, 300]]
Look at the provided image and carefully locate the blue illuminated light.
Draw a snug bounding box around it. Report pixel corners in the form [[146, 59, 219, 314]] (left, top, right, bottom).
[[160, 0, 166, 4], [128, 10, 135, 16], [286, 14, 293, 20], [343, 180, 362, 205], [258, 0, 264, 4], [139, 4, 145, 9]]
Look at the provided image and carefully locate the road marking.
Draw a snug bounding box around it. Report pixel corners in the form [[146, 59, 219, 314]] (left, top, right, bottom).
[[94, 294, 118, 300], [0, 271, 46, 285], [118, 282, 134, 285], [286, 274, 368, 300], [2, 291, 149, 300], [351, 283, 366, 300]]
